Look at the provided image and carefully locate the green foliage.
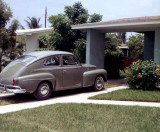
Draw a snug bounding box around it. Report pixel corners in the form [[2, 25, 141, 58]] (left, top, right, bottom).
[[122, 60, 160, 90], [73, 39, 86, 63], [127, 34, 144, 57], [105, 33, 123, 56], [49, 14, 72, 34], [25, 17, 41, 29], [47, 2, 102, 54], [104, 33, 123, 78], [0, 0, 12, 28], [39, 34, 50, 48], [89, 13, 102, 23], [64, 2, 88, 24], [116, 32, 126, 44]]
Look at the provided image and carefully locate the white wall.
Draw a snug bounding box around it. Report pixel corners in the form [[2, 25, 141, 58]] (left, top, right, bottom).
[[26, 34, 40, 53]]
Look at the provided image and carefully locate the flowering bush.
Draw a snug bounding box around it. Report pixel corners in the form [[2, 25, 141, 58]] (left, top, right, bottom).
[[121, 60, 160, 90]]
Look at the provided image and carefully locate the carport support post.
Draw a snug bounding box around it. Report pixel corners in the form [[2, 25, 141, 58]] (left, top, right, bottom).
[[154, 29, 160, 64], [86, 29, 105, 69], [144, 32, 154, 61]]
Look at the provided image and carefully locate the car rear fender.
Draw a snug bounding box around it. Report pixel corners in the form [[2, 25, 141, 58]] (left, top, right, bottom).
[[83, 69, 107, 87], [17, 73, 56, 93]]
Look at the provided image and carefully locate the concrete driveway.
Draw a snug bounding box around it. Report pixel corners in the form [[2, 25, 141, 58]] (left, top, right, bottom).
[[1, 86, 160, 114]]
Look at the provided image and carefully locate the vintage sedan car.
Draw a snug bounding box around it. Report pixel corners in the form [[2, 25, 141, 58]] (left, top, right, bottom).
[[0, 51, 107, 100]]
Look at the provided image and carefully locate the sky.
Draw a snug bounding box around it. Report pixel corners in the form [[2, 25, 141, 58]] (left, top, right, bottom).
[[5, 0, 160, 28]]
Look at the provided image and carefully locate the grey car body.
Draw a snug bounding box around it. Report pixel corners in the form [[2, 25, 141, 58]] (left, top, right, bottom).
[[0, 51, 107, 100]]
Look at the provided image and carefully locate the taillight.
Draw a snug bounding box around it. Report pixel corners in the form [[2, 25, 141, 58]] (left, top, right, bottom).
[[13, 79, 15, 86]]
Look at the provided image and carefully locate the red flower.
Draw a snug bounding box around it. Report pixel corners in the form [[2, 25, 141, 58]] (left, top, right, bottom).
[[137, 75, 141, 79], [130, 78, 133, 81]]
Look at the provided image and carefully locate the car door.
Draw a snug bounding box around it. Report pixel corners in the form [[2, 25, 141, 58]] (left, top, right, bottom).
[[43, 55, 63, 90], [62, 55, 83, 89]]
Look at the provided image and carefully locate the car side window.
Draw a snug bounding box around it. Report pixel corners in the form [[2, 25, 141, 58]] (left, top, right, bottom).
[[44, 56, 60, 66], [63, 55, 78, 65]]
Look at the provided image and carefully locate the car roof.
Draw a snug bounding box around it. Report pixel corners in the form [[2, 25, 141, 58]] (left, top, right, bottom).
[[26, 51, 73, 59]]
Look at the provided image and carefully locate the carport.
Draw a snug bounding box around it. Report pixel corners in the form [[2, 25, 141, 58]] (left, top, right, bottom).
[[72, 16, 160, 68]]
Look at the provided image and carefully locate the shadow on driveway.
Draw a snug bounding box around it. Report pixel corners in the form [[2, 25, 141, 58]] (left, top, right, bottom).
[[0, 87, 96, 105]]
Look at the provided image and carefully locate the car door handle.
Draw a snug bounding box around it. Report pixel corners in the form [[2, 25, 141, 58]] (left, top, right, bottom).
[[63, 70, 67, 72]]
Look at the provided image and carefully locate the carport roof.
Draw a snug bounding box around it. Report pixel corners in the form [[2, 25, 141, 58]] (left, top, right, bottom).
[[16, 27, 53, 35], [72, 16, 160, 32]]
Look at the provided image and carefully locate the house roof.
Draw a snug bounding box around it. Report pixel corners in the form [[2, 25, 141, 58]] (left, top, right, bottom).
[[72, 16, 160, 32], [16, 27, 53, 35]]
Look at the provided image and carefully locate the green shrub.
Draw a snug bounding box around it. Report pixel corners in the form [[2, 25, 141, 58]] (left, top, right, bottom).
[[121, 60, 160, 90]]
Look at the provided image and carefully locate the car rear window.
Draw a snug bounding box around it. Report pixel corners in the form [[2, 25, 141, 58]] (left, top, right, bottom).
[[15, 55, 36, 63]]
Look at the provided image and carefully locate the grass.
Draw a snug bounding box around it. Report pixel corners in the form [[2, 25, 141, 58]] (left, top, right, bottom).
[[0, 94, 35, 106], [0, 103, 160, 132], [104, 83, 120, 88], [89, 88, 160, 102]]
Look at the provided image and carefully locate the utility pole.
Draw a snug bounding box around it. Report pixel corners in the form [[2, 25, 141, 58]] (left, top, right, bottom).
[[45, 7, 47, 28]]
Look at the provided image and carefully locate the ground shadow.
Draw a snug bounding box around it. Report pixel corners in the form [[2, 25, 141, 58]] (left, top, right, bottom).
[[0, 87, 96, 105]]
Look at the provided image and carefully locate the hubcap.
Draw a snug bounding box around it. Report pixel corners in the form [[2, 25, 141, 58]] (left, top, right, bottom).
[[95, 77, 104, 90], [40, 84, 49, 96]]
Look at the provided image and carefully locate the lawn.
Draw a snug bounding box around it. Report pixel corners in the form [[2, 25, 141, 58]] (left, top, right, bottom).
[[0, 103, 160, 132], [89, 88, 160, 102]]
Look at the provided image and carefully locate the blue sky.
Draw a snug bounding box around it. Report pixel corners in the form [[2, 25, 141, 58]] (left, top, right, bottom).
[[5, 0, 160, 28]]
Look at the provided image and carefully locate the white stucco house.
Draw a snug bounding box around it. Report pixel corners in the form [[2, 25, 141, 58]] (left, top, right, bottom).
[[16, 27, 53, 53]]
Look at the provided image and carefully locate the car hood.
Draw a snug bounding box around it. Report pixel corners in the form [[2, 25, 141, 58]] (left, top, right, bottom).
[[0, 61, 26, 85]]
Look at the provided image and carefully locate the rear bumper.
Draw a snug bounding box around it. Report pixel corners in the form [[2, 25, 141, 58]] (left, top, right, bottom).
[[0, 84, 26, 93]]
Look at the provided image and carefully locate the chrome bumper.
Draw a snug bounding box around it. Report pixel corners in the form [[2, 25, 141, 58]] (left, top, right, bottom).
[[0, 84, 26, 93]]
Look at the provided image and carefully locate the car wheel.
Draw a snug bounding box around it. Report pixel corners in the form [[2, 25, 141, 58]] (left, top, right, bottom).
[[93, 76, 104, 91], [34, 82, 52, 100]]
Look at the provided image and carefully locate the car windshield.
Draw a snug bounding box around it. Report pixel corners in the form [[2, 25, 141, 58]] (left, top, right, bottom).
[[15, 55, 36, 63]]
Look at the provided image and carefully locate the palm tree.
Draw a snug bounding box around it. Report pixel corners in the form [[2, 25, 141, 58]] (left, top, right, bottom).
[[25, 17, 41, 29]]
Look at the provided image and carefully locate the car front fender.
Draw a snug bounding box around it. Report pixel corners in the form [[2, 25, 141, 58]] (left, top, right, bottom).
[[17, 73, 56, 93], [83, 69, 107, 87]]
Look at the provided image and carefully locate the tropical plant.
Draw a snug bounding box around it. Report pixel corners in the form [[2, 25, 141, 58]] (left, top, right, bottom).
[[121, 60, 160, 90], [25, 17, 41, 29]]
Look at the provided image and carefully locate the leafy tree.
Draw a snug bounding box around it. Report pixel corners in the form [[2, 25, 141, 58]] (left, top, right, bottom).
[[104, 33, 123, 79], [73, 39, 86, 63], [116, 32, 126, 44], [8, 20, 26, 60], [25, 17, 41, 29], [89, 13, 102, 23], [105, 33, 123, 56], [45, 2, 103, 55], [0, 0, 12, 28], [127, 34, 144, 57], [64, 2, 89, 24], [0, 0, 12, 71], [0, 0, 26, 71]]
